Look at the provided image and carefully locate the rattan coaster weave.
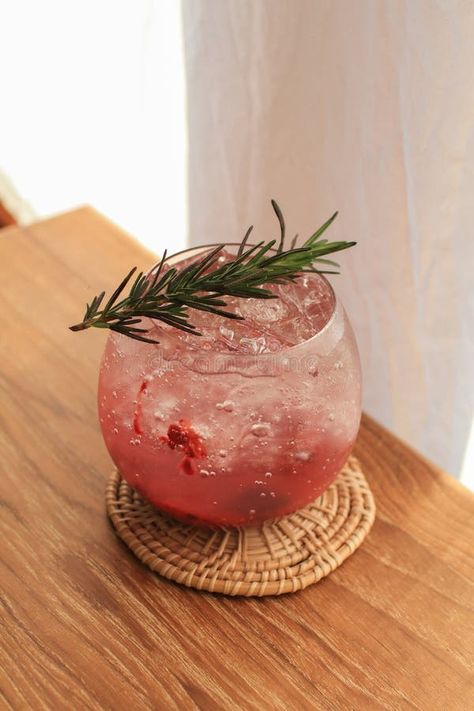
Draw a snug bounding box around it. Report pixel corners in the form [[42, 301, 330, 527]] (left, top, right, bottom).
[[106, 456, 375, 597]]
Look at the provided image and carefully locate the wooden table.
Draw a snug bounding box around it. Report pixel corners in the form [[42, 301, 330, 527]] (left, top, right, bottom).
[[1, 208, 473, 710]]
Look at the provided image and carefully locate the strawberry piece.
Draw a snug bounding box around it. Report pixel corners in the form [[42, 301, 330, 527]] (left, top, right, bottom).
[[160, 419, 207, 475], [180, 457, 195, 476], [132, 379, 148, 434]]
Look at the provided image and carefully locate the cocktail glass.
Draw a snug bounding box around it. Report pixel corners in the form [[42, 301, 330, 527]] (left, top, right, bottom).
[[98, 246, 361, 526]]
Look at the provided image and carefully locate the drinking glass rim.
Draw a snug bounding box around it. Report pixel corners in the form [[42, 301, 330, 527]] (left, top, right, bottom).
[[147, 243, 340, 357]]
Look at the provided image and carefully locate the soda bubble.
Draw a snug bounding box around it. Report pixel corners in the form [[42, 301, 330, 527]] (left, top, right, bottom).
[[251, 423, 271, 437], [216, 400, 234, 412]]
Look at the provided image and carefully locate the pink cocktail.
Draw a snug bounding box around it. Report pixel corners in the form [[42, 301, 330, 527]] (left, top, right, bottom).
[[98, 247, 361, 526]]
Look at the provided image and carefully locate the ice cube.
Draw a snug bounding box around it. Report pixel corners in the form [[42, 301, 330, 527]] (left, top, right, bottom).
[[239, 298, 289, 323], [219, 325, 235, 344], [237, 336, 268, 354]]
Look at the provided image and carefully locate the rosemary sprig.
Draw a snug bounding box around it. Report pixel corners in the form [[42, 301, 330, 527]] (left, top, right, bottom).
[[70, 201, 355, 344]]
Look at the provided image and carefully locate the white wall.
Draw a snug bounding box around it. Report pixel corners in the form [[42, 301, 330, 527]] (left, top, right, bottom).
[[0, 0, 187, 254]]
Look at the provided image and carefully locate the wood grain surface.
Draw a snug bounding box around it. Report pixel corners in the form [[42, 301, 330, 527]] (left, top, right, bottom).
[[0, 208, 473, 711]]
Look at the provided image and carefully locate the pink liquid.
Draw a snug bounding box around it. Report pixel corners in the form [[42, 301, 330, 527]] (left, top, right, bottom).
[[98, 249, 361, 526]]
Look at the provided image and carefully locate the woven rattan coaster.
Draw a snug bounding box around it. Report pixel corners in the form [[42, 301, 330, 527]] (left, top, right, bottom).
[[106, 456, 375, 597]]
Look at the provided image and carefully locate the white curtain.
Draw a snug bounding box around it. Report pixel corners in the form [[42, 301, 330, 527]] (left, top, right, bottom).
[[182, 0, 474, 480]]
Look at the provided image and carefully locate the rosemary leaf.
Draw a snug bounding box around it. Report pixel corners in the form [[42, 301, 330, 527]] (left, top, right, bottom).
[[69, 201, 355, 344]]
